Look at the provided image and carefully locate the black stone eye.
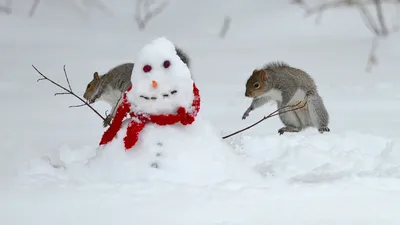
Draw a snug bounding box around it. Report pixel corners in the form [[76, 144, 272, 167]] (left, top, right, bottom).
[[87, 84, 91, 89], [163, 60, 171, 69], [254, 83, 260, 89]]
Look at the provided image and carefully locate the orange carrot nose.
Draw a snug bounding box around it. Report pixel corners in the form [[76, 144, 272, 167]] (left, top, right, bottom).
[[152, 80, 158, 88]]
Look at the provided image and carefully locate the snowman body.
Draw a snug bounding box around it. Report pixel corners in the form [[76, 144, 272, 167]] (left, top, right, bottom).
[[99, 117, 263, 185]]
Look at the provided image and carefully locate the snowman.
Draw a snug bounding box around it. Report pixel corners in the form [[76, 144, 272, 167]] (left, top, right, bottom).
[[99, 37, 200, 152], [93, 37, 263, 185]]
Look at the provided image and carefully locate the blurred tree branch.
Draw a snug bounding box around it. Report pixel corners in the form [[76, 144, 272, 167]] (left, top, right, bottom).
[[219, 16, 232, 39], [134, 0, 169, 31], [292, 0, 400, 72], [80, 0, 113, 17], [0, 0, 12, 14], [29, 0, 40, 17]]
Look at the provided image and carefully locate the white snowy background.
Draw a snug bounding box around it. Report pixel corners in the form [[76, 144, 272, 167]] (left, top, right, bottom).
[[1, 0, 400, 224]]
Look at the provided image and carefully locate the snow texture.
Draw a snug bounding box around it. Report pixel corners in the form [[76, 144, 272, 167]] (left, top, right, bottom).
[[18, 117, 265, 187]]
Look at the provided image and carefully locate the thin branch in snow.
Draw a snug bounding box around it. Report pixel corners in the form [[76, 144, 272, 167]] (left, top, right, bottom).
[[33, 65, 109, 126], [222, 101, 307, 139]]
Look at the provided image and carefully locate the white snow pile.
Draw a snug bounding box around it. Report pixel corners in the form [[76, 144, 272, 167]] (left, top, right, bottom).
[[232, 130, 400, 184], [14, 37, 265, 188], [18, 119, 400, 188], [11, 37, 400, 190]]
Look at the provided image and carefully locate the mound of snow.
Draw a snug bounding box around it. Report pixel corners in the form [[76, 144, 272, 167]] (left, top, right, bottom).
[[15, 118, 265, 187], [234, 130, 400, 183], [13, 37, 265, 188]]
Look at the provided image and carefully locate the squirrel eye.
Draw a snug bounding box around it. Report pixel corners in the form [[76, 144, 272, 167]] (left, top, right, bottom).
[[87, 84, 91, 89], [143, 65, 152, 73], [163, 60, 171, 69], [254, 83, 260, 89]]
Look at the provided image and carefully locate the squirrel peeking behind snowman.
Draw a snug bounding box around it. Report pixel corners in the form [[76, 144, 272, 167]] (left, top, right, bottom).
[[99, 37, 200, 150]]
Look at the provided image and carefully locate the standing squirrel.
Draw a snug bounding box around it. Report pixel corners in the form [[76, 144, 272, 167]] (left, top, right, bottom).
[[83, 47, 191, 127], [242, 61, 330, 135]]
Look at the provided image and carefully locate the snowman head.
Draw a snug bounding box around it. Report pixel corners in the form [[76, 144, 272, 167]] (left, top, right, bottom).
[[126, 37, 194, 115]]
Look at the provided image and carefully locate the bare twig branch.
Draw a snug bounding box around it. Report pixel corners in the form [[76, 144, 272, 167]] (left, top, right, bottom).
[[63, 65, 73, 92], [0, 6, 11, 14], [69, 103, 87, 108], [293, 0, 353, 24], [222, 101, 307, 139], [219, 16, 232, 39], [357, 3, 380, 34], [294, 0, 400, 72], [374, 0, 389, 35], [135, 0, 169, 30], [103, 91, 124, 127], [0, 0, 12, 14], [32, 65, 109, 125], [80, 0, 114, 17], [143, 0, 151, 15], [54, 92, 70, 96], [28, 0, 40, 17], [293, 0, 398, 24], [366, 36, 380, 72]]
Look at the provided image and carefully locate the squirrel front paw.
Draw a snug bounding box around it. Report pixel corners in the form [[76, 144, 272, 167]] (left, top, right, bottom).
[[103, 115, 112, 128], [242, 110, 251, 120]]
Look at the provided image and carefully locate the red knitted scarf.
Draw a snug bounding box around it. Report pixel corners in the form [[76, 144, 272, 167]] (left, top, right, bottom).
[[99, 83, 200, 150]]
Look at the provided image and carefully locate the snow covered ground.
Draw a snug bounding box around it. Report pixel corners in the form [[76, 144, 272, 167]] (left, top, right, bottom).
[[1, 0, 400, 224]]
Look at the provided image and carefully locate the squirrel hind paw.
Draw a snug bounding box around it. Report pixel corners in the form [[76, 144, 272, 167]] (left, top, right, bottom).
[[318, 127, 330, 133], [278, 126, 301, 135]]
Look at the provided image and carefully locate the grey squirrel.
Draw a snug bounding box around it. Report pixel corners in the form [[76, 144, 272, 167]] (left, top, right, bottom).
[[242, 61, 330, 135], [83, 47, 191, 127]]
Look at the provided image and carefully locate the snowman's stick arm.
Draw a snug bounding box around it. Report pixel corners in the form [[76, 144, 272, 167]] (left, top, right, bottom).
[[221, 101, 306, 139], [32, 65, 108, 123]]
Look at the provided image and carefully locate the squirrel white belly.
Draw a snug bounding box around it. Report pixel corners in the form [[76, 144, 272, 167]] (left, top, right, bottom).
[[83, 47, 191, 127]]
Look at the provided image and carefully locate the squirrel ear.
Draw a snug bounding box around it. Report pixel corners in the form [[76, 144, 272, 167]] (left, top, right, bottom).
[[93, 72, 99, 80], [260, 70, 268, 81]]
